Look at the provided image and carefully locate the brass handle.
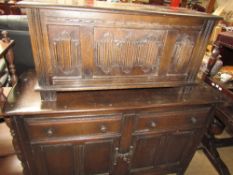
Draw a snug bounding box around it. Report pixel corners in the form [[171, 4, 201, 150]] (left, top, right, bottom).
[[100, 125, 107, 133], [191, 117, 197, 124], [126, 146, 134, 164], [46, 128, 55, 137], [113, 146, 134, 166], [150, 121, 157, 128]]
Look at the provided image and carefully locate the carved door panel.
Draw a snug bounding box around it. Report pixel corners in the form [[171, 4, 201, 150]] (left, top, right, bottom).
[[94, 27, 166, 77], [130, 134, 163, 172], [32, 138, 119, 175], [130, 130, 201, 174], [163, 30, 200, 81], [154, 130, 201, 168], [44, 24, 200, 89], [46, 25, 82, 77]]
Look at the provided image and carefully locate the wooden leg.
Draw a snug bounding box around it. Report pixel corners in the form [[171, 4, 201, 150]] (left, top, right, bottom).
[[201, 133, 231, 175]]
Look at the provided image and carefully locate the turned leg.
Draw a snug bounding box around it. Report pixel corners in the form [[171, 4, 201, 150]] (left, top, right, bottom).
[[2, 31, 18, 86], [205, 45, 221, 76]]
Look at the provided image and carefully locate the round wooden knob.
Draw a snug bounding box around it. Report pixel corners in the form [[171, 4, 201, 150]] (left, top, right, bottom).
[[46, 128, 55, 136], [150, 121, 157, 128], [100, 125, 107, 133], [191, 117, 197, 124]]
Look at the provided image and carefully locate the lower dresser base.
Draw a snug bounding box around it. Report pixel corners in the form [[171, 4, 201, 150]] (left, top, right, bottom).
[[3, 71, 220, 175]]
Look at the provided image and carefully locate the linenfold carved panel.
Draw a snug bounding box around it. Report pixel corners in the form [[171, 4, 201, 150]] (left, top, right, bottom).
[[48, 25, 81, 76], [168, 33, 197, 75], [94, 28, 166, 76]]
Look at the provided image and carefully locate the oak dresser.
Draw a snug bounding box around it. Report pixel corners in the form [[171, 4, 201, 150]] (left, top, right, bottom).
[[4, 1, 221, 175]]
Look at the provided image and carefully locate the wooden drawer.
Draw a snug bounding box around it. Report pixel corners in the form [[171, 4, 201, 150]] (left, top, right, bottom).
[[134, 109, 210, 133], [24, 114, 122, 141]]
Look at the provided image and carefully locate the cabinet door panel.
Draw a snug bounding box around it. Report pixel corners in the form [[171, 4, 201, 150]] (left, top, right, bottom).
[[33, 144, 75, 175], [32, 138, 119, 175], [156, 131, 195, 167], [47, 25, 82, 77], [130, 130, 201, 174], [84, 140, 116, 175], [131, 134, 162, 169]]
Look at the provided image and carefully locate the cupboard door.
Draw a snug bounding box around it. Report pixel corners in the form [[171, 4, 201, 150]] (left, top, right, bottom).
[[83, 139, 117, 175], [32, 138, 119, 175], [33, 144, 75, 175], [155, 130, 200, 168], [130, 130, 202, 174], [130, 134, 163, 171]]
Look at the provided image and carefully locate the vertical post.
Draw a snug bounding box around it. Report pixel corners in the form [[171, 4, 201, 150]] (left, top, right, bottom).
[[205, 45, 220, 76], [2, 31, 18, 86]]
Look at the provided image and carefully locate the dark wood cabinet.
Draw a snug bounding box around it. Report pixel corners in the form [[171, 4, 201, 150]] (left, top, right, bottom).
[[130, 109, 209, 174], [131, 129, 201, 173], [4, 72, 220, 174], [9, 106, 215, 175], [3, 1, 222, 175], [31, 138, 119, 175]]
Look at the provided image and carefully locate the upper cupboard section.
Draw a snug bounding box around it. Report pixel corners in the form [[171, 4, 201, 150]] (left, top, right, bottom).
[[27, 9, 217, 90]]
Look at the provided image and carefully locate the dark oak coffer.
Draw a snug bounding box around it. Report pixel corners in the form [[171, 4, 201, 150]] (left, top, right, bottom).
[[18, 0, 220, 100], [4, 71, 220, 175]]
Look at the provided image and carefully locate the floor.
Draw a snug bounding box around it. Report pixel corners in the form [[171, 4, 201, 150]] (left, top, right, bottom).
[[0, 122, 233, 175]]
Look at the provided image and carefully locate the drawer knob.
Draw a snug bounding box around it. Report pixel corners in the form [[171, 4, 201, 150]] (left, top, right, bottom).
[[46, 128, 55, 136], [150, 121, 157, 128], [191, 117, 197, 124], [100, 125, 107, 133]]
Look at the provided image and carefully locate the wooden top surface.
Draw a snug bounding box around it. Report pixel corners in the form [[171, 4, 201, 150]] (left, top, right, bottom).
[[4, 71, 221, 116], [18, 0, 221, 19]]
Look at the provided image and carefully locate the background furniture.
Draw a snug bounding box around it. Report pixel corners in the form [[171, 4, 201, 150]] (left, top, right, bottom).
[[203, 31, 233, 175], [0, 0, 22, 15], [0, 31, 17, 127], [0, 31, 17, 106], [0, 15, 34, 76]]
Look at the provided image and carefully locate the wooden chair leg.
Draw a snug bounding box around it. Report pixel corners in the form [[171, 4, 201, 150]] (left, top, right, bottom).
[[2, 31, 17, 86], [201, 133, 231, 175]]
